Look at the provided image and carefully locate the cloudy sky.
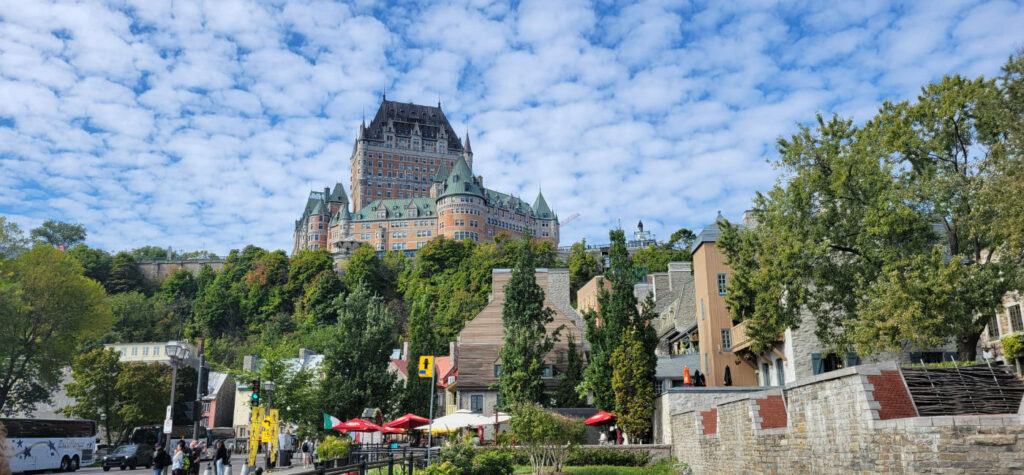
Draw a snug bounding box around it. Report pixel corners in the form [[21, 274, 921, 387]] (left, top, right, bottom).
[[1, 0, 1023, 255]]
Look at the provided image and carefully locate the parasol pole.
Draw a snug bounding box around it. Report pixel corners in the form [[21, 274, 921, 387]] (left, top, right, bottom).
[[427, 368, 435, 465]]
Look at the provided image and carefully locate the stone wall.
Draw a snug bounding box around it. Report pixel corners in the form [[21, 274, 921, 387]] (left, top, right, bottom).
[[670, 363, 1024, 473], [654, 387, 765, 445], [137, 259, 225, 281]]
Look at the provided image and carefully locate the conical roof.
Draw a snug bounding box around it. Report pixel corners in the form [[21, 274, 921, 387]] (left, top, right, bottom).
[[329, 183, 348, 203], [438, 155, 484, 198], [464, 131, 472, 154], [532, 190, 553, 219], [433, 163, 449, 182]]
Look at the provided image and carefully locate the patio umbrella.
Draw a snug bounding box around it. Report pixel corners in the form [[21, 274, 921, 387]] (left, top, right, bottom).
[[414, 409, 509, 435], [380, 426, 405, 435], [384, 413, 430, 430], [585, 411, 616, 426], [335, 418, 383, 433]]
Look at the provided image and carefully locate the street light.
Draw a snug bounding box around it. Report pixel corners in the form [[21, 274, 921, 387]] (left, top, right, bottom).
[[163, 340, 190, 445]]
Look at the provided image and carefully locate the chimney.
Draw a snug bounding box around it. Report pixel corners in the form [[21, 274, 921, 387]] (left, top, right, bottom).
[[402, 341, 410, 361], [449, 341, 457, 363], [166, 246, 172, 260], [243, 355, 257, 373], [299, 348, 314, 361], [742, 209, 759, 229], [651, 273, 669, 301], [667, 262, 691, 292], [477, 175, 483, 186]]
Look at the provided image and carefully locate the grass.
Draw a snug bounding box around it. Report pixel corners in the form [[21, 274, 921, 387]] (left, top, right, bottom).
[[512, 458, 680, 474]]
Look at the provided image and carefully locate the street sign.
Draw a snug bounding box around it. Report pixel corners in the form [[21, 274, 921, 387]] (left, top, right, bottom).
[[248, 406, 265, 467], [418, 356, 434, 378], [163, 418, 173, 434]]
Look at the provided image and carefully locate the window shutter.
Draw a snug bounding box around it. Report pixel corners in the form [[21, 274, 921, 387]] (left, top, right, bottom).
[[811, 353, 823, 375], [846, 352, 860, 367]]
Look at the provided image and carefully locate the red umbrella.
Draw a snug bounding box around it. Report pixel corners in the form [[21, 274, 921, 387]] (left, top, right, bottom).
[[380, 426, 405, 435], [384, 413, 430, 430], [585, 411, 616, 426], [335, 418, 383, 433]]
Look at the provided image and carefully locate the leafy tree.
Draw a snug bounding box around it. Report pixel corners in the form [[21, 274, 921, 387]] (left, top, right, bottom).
[[192, 277, 242, 339], [30, 219, 86, 249], [553, 335, 585, 407], [509, 403, 585, 474], [665, 228, 697, 251], [103, 292, 167, 343], [116, 363, 171, 440], [284, 249, 330, 304], [178, 250, 219, 260], [0, 217, 29, 259], [61, 349, 124, 444], [240, 344, 321, 438], [319, 284, 398, 419], [66, 245, 113, 287], [107, 252, 147, 294], [984, 50, 1024, 262], [610, 328, 656, 443], [342, 245, 383, 294], [130, 245, 174, 261], [567, 240, 598, 303], [295, 270, 344, 327], [498, 233, 559, 407], [0, 245, 112, 415]]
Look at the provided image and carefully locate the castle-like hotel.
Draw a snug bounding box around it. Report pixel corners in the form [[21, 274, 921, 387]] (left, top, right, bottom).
[[293, 98, 559, 256]]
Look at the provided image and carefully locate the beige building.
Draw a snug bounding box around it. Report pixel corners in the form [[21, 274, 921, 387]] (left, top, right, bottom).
[[453, 268, 587, 415], [104, 341, 200, 368], [575, 275, 610, 314]]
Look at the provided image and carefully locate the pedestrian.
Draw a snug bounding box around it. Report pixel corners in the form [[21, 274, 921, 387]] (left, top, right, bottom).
[[301, 438, 312, 468], [598, 430, 608, 445], [172, 442, 186, 475], [188, 440, 202, 475], [215, 441, 229, 475], [153, 444, 172, 475]]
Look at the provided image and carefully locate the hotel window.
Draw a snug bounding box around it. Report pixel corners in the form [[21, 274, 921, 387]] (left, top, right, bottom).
[[1011, 304, 1023, 333], [154, 346, 160, 356], [131, 347, 138, 356], [470, 395, 483, 413], [721, 328, 732, 350], [142, 346, 149, 356], [717, 273, 728, 295]]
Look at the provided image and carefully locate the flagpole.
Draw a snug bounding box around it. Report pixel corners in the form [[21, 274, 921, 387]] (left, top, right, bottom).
[[426, 368, 435, 466]]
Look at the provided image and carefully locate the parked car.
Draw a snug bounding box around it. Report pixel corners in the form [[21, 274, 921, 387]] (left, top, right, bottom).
[[102, 444, 154, 471]]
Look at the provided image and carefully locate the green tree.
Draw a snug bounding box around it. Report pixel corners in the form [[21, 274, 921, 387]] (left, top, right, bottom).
[[509, 403, 585, 474], [342, 245, 383, 294], [66, 245, 113, 287], [319, 284, 398, 419], [498, 233, 558, 407], [0, 245, 113, 415], [295, 270, 344, 327], [665, 228, 697, 251], [0, 216, 28, 259], [61, 349, 124, 444], [30, 219, 86, 249], [130, 245, 174, 261], [284, 249, 330, 304], [103, 292, 167, 343], [107, 252, 147, 294], [116, 363, 171, 440], [610, 328, 656, 443], [553, 335, 585, 407], [631, 245, 690, 274]]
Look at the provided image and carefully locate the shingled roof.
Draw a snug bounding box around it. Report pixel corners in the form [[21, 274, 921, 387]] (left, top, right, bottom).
[[351, 197, 437, 220], [438, 155, 485, 199], [365, 99, 464, 151]]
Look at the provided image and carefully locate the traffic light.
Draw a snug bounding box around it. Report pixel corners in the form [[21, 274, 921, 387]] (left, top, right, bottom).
[[251, 379, 261, 407]]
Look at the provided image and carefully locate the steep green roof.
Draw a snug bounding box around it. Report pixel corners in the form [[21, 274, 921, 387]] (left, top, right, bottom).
[[351, 197, 437, 220], [328, 183, 348, 203], [433, 163, 449, 182], [437, 155, 485, 199], [532, 190, 553, 219]]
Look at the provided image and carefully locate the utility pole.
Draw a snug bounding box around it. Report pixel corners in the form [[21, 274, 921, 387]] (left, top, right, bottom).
[[426, 369, 435, 466], [193, 339, 207, 440]]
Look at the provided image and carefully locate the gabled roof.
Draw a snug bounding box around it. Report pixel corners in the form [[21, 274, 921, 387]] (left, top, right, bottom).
[[438, 155, 485, 199], [390, 358, 408, 377], [351, 197, 437, 220], [365, 99, 464, 151]]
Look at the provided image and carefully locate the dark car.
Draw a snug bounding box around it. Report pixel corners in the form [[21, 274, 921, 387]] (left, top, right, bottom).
[[102, 444, 154, 471]]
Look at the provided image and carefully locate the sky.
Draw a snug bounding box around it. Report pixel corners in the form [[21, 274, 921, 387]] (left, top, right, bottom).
[[1, 0, 1023, 255]]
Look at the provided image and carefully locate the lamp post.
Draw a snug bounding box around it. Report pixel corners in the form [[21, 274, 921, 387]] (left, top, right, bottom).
[[193, 339, 207, 441], [163, 340, 191, 445]]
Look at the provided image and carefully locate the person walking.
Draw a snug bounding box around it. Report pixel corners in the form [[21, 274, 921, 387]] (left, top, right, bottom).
[[300, 438, 312, 468], [598, 430, 608, 445], [188, 440, 202, 475], [215, 441, 229, 475], [172, 442, 186, 475], [153, 444, 172, 475]]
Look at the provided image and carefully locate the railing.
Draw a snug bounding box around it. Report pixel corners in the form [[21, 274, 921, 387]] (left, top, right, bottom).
[[731, 321, 751, 352], [303, 447, 438, 475]]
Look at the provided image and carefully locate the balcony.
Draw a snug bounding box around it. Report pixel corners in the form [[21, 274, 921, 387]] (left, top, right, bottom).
[[730, 321, 785, 354]]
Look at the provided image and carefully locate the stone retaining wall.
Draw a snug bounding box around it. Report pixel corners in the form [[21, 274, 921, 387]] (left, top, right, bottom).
[[137, 259, 225, 281], [670, 363, 1024, 473]]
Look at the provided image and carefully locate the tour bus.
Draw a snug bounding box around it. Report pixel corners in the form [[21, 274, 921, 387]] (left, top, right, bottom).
[[1, 418, 96, 473]]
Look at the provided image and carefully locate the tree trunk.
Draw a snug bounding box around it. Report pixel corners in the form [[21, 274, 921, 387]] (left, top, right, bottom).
[[957, 330, 981, 361]]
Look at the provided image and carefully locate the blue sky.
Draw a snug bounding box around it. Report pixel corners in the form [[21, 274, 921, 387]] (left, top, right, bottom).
[[1, 0, 1023, 255]]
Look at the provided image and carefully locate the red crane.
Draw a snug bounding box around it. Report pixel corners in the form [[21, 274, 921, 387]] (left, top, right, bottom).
[[560, 213, 580, 226]]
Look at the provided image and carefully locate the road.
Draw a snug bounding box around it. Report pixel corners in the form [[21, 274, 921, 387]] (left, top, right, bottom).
[[77, 453, 307, 475]]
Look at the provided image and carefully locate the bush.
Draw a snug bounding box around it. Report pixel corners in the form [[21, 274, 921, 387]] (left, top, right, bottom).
[[439, 436, 475, 474], [315, 435, 350, 460], [471, 450, 513, 475], [420, 461, 460, 475], [564, 447, 651, 467], [1002, 334, 1024, 360]]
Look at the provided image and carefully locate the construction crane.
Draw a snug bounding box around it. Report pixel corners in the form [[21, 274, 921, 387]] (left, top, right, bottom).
[[560, 213, 580, 226]]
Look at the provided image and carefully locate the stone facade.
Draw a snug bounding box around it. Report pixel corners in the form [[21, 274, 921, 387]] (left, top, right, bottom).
[[670, 362, 1024, 473], [981, 291, 1023, 363], [293, 98, 558, 256], [137, 259, 225, 281]]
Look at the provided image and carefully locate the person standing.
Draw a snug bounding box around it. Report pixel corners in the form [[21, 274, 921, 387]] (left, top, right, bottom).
[[598, 430, 608, 445], [153, 444, 172, 475], [188, 440, 202, 475], [215, 441, 229, 475], [172, 442, 185, 475], [300, 438, 312, 468]]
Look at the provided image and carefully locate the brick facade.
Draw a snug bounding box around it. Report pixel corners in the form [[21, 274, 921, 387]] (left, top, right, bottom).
[[670, 363, 1024, 473]]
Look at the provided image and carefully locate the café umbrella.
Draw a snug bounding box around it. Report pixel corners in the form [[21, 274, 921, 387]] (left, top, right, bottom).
[[585, 411, 616, 426], [384, 413, 430, 430]]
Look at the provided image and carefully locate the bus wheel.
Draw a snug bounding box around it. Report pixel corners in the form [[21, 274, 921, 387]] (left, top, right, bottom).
[[71, 456, 80, 471], [59, 456, 71, 472]]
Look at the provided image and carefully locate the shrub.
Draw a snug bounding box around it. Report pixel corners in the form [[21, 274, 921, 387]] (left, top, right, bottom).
[[420, 461, 460, 475], [471, 450, 513, 475], [439, 435, 475, 474], [315, 435, 350, 460], [509, 403, 586, 474], [564, 447, 651, 467], [1003, 334, 1024, 360]]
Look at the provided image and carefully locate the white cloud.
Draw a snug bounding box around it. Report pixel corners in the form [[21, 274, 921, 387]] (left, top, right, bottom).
[[0, 0, 1022, 254]]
